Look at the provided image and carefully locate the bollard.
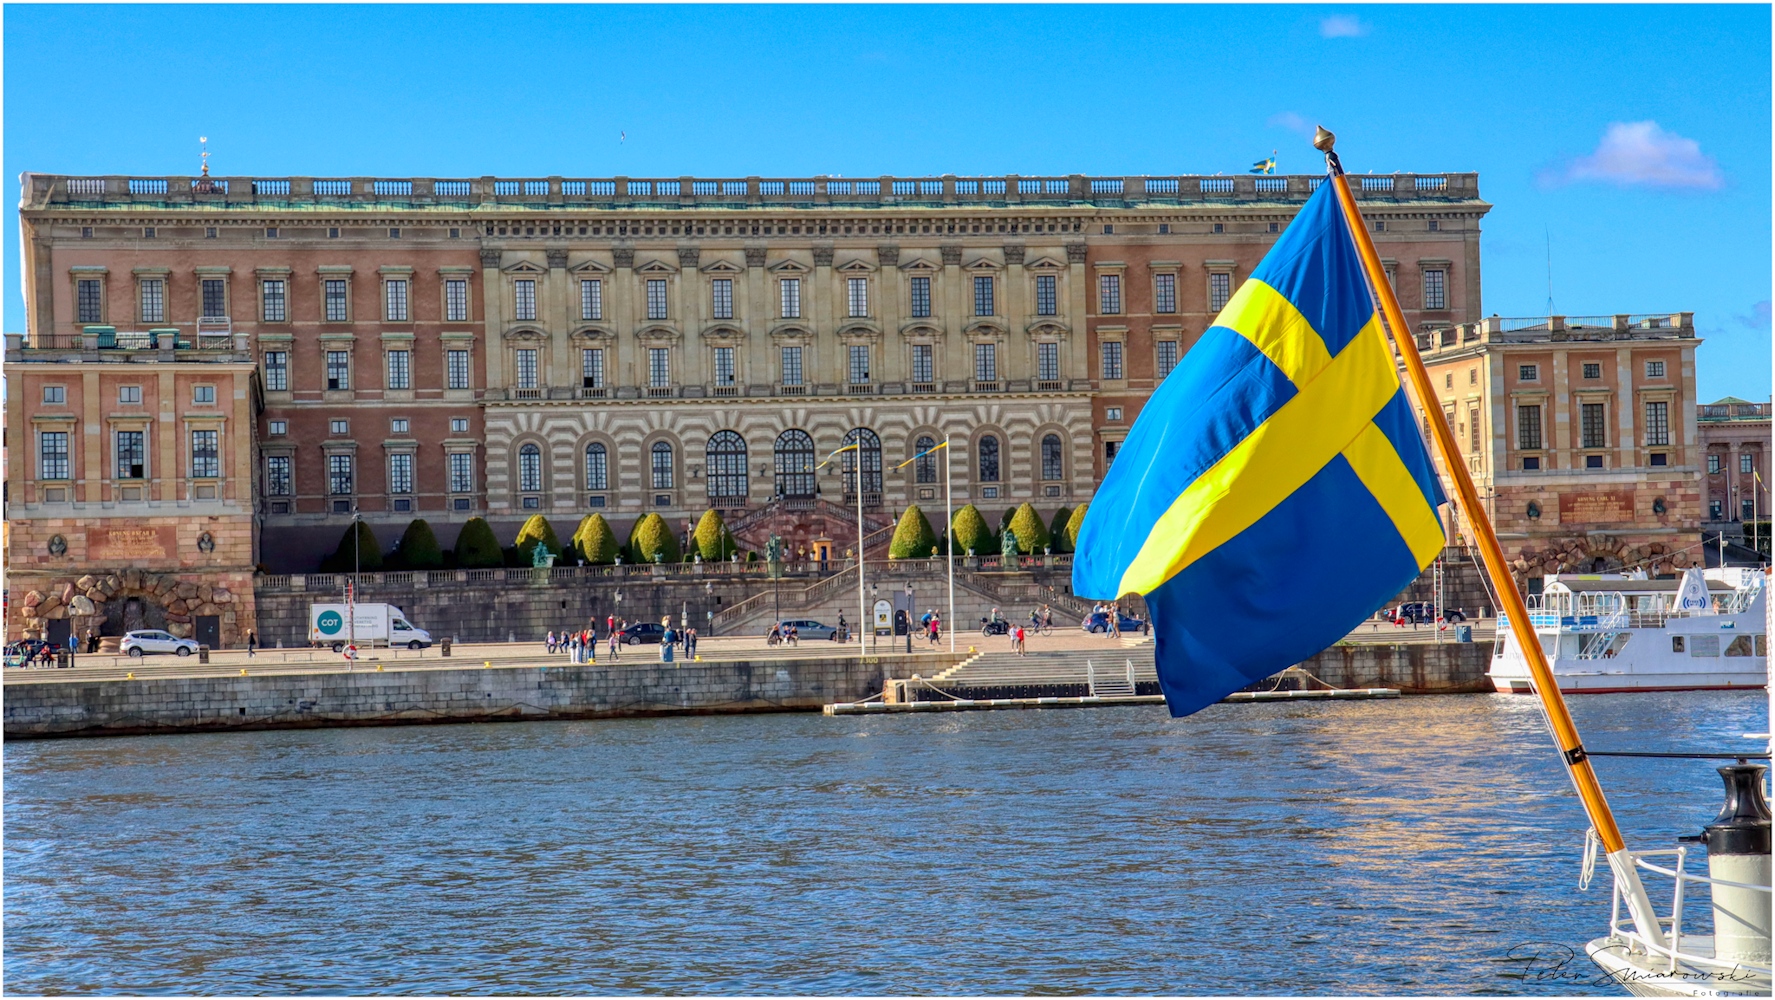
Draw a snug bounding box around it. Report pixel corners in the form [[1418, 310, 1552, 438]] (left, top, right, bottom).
[[198, 644, 210, 664], [375, 664, 384, 672], [125, 672, 135, 680], [483, 660, 491, 669], [1702, 763, 1772, 965], [441, 638, 452, 657], [239, 668, 248, 676]]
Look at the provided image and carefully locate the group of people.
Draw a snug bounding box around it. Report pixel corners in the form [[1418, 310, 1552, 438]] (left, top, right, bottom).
[[766, 621, 800, 646], [917, 610, 943, 645], [545, 627, 601, 664], [660, 623, 698, 662]]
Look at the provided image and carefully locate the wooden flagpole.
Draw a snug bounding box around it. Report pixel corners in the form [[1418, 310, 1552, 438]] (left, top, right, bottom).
[[1317, 126, 1666, 947]]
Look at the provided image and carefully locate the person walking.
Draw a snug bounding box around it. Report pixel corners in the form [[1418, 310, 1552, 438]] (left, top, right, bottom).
[[686, 628, 698, 659], [246, 629, 257, 658], [609, 625, 620, 661]]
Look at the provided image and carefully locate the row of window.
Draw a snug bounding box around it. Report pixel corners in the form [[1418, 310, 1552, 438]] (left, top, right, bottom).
[[499, 428, 1072, 502], [264, 452, 477, 498], [1706, 452, 1762, 475], [40, 384, 215, 405], [85, 225, 451, 241], [1512, 401, 1672, 451], [1709, 500, 1763, 521], [1514, 360, 1668, 383], [79, 275, 474, 325], [37, 429, 219, 481], [264, 348, 473, 392]]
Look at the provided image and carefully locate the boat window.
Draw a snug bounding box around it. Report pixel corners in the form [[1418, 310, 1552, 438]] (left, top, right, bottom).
[[1723, 635, 1755, 657], [1688, 634, 1720, 657], [1670, 635, 1685, 653]]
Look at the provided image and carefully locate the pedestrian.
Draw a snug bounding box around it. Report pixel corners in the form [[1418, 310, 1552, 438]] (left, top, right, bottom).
[[606, 614, 615, 637], [787, 623, 799, 647], [67, 631, 78, 655], [1014, 624, 1026, 655], [546, 630, 557, 654], [1108, 607, 1121, 638], [687, 628, 698, 659], [246, 629, 257, 658], [661, 625, 676, 663], [609, 626, 620, 661]]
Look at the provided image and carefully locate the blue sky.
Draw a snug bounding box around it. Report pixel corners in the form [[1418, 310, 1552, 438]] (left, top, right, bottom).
[[5, 4, 1768, 400]]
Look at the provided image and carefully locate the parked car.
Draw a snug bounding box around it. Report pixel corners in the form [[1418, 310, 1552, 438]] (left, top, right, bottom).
[[767, 620, 840, 641], [617, 622, 667, 646], [1081, 611, 1144, 635], [121, 629, 199, 657], [1389, 602, 1466, 625]]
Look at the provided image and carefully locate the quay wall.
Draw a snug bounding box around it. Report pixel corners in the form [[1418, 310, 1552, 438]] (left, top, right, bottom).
[[2, 653, 961, 740], [1291, 640, 1493, 694]]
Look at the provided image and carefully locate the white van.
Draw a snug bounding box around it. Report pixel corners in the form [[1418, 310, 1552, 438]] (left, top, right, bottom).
[[308, 603, 433, 650]]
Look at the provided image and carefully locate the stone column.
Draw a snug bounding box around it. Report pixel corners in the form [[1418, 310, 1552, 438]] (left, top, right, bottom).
[[745, 246, 768, 391], [1065, 242, 1088, 386], [877, 245, 901, 381], [1550, 350, 1570, 466], [1616, 346, 1635, 470], [82, 368, 101, 502], [612, 245, 635, 387], [546, 248, 571, 390], [677, 246, 702, 387], [479, 248, 505, 393], [157, 368, 177, 502], [1003, 244, 1026, 378], [940, 243, 962, 386], [812, 243, 835, 384]]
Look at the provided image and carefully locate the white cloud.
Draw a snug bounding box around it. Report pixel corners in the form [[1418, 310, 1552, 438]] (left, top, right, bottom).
[[1555, 121, 1723, 190], [1267, 111, 1313, 135], [1320, 15, 1367, 38]]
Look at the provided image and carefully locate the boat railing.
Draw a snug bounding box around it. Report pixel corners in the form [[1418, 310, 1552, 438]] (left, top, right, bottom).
[[1587, 834, 1773, 980]]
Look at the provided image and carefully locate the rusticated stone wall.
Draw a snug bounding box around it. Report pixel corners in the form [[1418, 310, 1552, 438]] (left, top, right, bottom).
[[13, 567, 256, 647]]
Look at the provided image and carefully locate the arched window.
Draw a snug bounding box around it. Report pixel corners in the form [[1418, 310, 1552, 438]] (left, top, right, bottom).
[[585, 442, 608, 491], [650, 441, 674, 490], [842, 427, 882, 497], [706, 431, 748, 499], [518, 443, 543, 493], [978, 435, 1000, 482], [774, 429, 815, 499], [1041, 434, 1064, 481], [915, 435, 938, 484]]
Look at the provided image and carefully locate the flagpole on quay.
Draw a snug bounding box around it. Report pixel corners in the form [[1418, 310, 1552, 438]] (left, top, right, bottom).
[[1316, 125, 1668, 949]]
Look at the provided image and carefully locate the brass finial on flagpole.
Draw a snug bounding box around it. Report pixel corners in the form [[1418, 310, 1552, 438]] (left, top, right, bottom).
[[1314, 126, 1344, 176]]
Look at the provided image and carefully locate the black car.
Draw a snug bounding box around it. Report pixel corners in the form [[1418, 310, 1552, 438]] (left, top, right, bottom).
[[617, 622, 668, 645], [1389, 602, 1466, 625]]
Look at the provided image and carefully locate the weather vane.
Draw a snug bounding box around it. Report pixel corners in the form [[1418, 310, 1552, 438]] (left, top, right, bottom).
[[199, 136, 210, 176]]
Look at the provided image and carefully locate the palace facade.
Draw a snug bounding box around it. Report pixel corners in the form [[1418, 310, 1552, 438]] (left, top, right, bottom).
[[9, 167, 1492, 641]]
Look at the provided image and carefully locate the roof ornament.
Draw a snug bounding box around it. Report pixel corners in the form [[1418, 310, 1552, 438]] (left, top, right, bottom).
[[194, 136, 220, 193]]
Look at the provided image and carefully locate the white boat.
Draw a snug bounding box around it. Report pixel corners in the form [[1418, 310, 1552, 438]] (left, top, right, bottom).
[[1489, 568, 1767, 694]]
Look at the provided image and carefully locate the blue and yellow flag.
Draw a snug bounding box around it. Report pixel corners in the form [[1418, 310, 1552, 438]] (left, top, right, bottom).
[[1250, 153, 1277, 175], [1072, 182, 1446, 717]]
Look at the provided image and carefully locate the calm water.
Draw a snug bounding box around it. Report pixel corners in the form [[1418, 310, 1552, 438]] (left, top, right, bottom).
[[4, 692, 1766, 996]]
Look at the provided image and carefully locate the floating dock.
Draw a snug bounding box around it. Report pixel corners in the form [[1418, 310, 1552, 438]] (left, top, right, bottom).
[[825, 687, 1400, 714]]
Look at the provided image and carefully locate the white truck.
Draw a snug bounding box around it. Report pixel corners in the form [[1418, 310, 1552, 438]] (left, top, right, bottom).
[[308, 603, 433, 651]]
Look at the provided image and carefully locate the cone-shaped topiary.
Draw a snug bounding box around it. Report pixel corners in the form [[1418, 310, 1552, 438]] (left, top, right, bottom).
[[693, 509, 739, 562], [394, 519, 443, 569], [323, 519, 383, 572], [1047, 507, 1074, 553], [453, 517, 504, 568], [628, 513, 680, 564], [950, 504, 992, 556], [513, 514, 561, 564], [572, 513, 619, 564], [1009, 503, 1052, 554], [888, 504, 938, 559], [1062, 502, 1089, 553]]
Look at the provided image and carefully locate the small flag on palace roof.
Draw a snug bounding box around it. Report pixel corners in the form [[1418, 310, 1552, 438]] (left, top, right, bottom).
[[1071, 180, 1446, 718], [1250, 152, 1277, 175]]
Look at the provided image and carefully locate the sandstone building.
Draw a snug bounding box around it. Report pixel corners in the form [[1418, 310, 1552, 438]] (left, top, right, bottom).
[[1417, 313, 1708, 589], [1698, 396, 1770, 548]]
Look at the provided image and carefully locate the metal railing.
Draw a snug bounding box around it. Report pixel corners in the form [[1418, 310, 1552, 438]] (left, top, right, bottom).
[[1592, 839, 1772, 980]]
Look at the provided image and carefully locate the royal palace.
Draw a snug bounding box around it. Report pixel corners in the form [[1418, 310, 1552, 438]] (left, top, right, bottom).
[[6, 167, 1745, 645]]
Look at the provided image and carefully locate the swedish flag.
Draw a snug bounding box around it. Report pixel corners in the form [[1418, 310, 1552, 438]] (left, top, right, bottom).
[[1072, 182, 1446, 717], [1251, 153, 1277, 175]]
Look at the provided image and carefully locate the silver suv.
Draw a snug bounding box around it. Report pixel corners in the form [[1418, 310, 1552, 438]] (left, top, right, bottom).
[[120, 629, 199, 657]]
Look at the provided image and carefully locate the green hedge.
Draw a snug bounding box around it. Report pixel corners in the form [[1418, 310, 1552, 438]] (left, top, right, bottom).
[[1047, 507, 1074, 553], [1009, 503, 1052, 554], [951, 504, 992, 556], [888, 505, 937, 559], [572, 513, 619, 564], [320, 520, 383, 573], [628, 513, 680, 564], [454, 517, 504, 568], [392, 519, 443, 569], [1062, 503, 1089, 553], [513, 514, 562, 564], [693, 509, 739, 561]]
